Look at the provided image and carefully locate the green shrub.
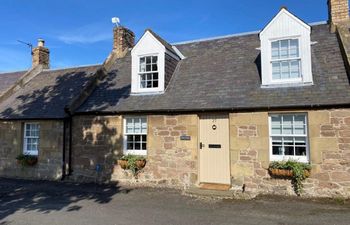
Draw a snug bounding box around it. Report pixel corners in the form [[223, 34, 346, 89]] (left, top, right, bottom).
[[269, 160, 311, 196]]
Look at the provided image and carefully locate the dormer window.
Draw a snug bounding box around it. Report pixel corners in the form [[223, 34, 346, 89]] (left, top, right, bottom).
[[260, 8, 313, 87], [131, 29, 181, 94], [271, 39, 301, 81], [139, 56, 159, 89]]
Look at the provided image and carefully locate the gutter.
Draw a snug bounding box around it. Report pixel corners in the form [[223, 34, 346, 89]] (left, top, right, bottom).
[[72, 103, 350, 116]]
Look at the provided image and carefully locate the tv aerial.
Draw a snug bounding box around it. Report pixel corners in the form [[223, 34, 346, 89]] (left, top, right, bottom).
[[111, 17, 120, 27], [17, 40, 33, 55]]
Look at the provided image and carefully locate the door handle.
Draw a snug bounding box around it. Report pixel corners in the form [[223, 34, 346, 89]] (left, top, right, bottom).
[[200, 142, 204, 149]]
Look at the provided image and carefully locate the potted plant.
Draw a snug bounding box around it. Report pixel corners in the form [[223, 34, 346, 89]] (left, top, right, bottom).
[[268, 160, 311, 195], [117, 155, 147, 177], [117, 156, 129, 170], [16, 154, 38, 167]]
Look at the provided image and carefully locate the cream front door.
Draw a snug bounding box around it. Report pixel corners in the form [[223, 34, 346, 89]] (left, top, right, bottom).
[[199, 114, 230, 185]]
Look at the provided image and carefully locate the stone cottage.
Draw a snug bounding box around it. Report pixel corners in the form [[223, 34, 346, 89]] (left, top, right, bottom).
[[0, 0, 350, 197]]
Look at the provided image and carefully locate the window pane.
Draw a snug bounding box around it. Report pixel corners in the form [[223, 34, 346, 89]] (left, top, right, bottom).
[[152, 64, 158, 71], [271, 41, 279, 60], [153, 73, 158, 80], [284, 146, 294, 155], [142, 143, 147, 150], [280, 40, 289, 58], [142, 135, 147, 142], [272, 137, 283, 155], [135, 142, 141, 150], [146, 56, 151, 64], [281, 62, 290, 79], [290, 60, 300, 78], [271, 115, 282, 134], [146, 65, 151, 72], [295, 146, 307, 156], [139, 58, 146, 72], [272, 62, 281, 80], [127, 142, 133, 150], [127, 135, 134, 142], [146, 81, 152, 88], [153, 81, 158, 88], [290, 39, 299, 58], [135, 135, 141, 142], [283, 115, 293, 135], [152, 56, 158, 63]]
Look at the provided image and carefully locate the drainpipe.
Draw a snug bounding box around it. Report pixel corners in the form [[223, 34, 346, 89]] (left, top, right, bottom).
[[61, 118, 67, 180], [64, 106, 73, 176], [68, 115, 73, 176]]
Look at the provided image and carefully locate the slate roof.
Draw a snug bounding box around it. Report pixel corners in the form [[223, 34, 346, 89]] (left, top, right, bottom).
[[146, 29, 178, 56], [0, 71, 26, 95], [77, 24, 350, 113], [0, 65, 100, 119]]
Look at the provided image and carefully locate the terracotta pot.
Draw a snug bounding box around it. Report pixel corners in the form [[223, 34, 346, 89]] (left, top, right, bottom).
[[117, 159, 128, 170], [135, 159, 146, 170], [26, 158, 38, 166]]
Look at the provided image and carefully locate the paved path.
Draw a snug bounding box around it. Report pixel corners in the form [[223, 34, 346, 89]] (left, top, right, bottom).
[[0, 178, 349, 225]]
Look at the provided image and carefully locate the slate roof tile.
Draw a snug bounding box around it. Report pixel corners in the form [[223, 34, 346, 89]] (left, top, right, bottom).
[[0, 65, 100, 119], [77, 24, 350, 113]]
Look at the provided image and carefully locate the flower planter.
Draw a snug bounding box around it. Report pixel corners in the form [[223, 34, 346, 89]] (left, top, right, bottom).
[[117, 159, 128, 170], [135, 159, 146, 170], [17, 158, 38, 167], [269, 168, 310, 178]]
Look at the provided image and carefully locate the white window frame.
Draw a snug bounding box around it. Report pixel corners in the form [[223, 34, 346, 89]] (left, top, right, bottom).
[[269, 37, 303, 84], [123, 116, 147, 156], [23, 123, 40, 156], [268, 113, 309, 163], [138, 54, 159, 92]]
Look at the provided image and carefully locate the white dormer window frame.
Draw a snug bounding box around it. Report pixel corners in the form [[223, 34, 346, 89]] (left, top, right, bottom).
[[131, 30, 167, 94], [138, 54, 159, 90], [269, 36, 302, 84], [260, 8, 313, 87]]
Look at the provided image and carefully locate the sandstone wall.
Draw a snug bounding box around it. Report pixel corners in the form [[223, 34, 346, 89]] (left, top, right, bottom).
[[230, 109, 350, 198], [0, 120, 63, 180]]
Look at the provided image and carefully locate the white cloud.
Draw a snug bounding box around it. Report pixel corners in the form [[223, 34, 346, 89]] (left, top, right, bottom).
[[55, 23, 111, 44]]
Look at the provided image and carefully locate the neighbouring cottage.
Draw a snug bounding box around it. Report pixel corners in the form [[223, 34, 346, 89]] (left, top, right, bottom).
[[0, 1, 350, 198]]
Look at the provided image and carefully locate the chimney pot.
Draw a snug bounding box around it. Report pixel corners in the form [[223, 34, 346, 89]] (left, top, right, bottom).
[[37, 38, 45, 47], [113, 26, 135, 58]]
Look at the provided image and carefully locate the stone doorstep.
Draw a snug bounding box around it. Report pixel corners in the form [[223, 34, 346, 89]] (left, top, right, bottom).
[[184, 186, 254, 200]]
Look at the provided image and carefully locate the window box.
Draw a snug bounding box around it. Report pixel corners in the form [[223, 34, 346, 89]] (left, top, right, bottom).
[[268, 160, 311, 195], [16, 154, 38, 167], [268, 168, 310, 178]]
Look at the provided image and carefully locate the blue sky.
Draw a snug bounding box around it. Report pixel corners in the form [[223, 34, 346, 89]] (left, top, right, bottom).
[[0, 0, 329, 72]]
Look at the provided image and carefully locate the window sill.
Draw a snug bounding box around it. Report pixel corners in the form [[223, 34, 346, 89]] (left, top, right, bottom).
[[23, 151, 38, 156], [123, 150, 147, 156], [130, 91, 164, 96], [270, 155, 309, 163], [261, 81, 313, 89]]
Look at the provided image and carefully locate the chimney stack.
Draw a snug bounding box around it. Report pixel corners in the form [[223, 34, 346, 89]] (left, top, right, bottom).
[[113, 26, 135, 58], [328, 0, 349, 30], [32, 39, 50, 69]]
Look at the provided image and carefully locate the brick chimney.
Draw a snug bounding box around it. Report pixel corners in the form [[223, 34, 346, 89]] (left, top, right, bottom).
[[32, 39, 50, 69], [328, 0, 349, 30], [113, 26, 135, 58]]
